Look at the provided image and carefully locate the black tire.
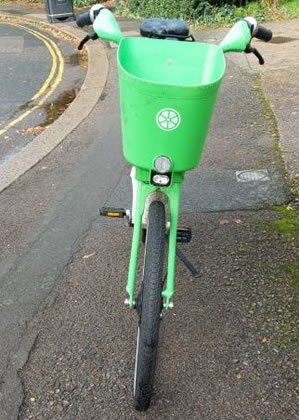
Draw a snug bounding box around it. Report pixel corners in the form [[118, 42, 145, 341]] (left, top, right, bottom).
[[134, 200, 166, 411]]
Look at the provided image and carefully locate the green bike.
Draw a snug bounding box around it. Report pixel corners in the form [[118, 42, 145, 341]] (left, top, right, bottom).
[[76, 7, 272, 411]]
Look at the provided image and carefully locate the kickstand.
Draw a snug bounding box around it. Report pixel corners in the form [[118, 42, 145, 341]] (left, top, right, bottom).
[[176, 247, 201, 278]]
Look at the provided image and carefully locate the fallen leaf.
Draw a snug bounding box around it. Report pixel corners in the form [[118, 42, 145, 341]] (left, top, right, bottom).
[[18, 126, 46, 136], [233, 218, 244, 224], [220, 219, 229, 225], [83, 252, 96, 259]]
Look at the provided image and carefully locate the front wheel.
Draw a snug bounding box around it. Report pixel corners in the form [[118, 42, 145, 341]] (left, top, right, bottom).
[[134, 200, 166, 411]]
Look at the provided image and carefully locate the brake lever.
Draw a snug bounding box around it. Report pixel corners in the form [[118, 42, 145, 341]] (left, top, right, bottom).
[[78, 32, 98, 51], [245, 44, 264, 65], [78, 35, 89, 50]]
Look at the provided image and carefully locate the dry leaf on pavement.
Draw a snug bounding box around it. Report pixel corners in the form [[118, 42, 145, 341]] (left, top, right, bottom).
[[82, 252, 96, 259], [233, 218, 244, 224], [220, 219, 229, 225]]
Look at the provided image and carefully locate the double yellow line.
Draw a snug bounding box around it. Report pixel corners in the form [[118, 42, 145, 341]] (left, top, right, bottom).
[[0, 22, 64, 136]]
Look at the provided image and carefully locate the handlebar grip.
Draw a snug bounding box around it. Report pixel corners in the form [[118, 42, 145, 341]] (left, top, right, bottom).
[[76, 11, 92, 28], [255, 25, 272, 42]]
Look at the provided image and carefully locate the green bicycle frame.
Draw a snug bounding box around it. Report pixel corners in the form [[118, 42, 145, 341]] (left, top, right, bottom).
[[94, 12, 251, 309], [127, 169, 183, 309]]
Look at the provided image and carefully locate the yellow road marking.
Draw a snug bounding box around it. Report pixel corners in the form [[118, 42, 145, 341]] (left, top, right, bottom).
[[12, 24, 58, 101], [0, 22, 64, 136]]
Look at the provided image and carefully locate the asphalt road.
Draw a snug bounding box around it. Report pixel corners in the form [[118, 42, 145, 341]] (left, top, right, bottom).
[[0, 20, 86, 164], [0, 36, 297, 419], [0, 23, 49, 126]]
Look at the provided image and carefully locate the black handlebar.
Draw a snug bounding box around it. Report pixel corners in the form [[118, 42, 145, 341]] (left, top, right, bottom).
[[78, 32, 98, 50], [76, 10, 272, 66], [76, 11, 92, 27], [76, 6, 104, 28], [243, 19, 272, 65], [76, 6, 104, 49], [255, 25, 272, 42]]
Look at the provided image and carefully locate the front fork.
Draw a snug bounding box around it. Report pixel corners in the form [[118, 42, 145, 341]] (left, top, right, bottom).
[[126, 168, 182, 310]]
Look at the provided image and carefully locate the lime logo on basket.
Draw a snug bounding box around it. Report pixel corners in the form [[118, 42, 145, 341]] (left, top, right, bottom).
[[156, 108, 181, 131]]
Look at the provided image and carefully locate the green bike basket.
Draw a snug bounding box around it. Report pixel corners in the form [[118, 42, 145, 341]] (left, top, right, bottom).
[[118, 37, 226, 172]]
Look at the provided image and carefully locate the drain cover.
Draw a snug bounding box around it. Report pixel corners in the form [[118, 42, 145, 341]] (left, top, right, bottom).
[[236, 170, 270, 182]]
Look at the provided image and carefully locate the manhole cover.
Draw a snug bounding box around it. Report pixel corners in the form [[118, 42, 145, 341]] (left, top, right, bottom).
[[236, 170, 270, 182]]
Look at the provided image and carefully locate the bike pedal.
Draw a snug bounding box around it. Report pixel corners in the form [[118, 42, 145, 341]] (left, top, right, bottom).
[[99, 207, 127, 218], [176, 227, 192, 243]]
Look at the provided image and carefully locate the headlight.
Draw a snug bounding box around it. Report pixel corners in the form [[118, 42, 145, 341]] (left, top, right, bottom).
[[152, 174, 170, 186], [154, 156, 172, 174]]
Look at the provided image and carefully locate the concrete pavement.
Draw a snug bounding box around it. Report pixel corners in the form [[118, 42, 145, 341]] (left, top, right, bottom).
[[16, 50, 297, 420], [0, 4, 298, 420], [238, 19, 299, 185]]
